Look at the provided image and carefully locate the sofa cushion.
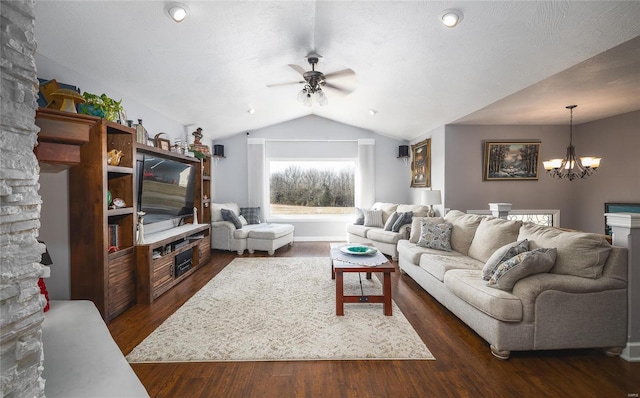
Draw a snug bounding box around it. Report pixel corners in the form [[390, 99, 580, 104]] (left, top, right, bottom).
[[392, 211, 413, 232], [518, 223, 612, 279], [383, 211, 399, 231], [443, 210, 484, 255], [409, 217, 445, 243], [240, 207, 261, 224], [417, 222, 452, 251], [487, 248, 557, 291], [212, 202, 241, 222], [420, 251, 481, 281], [354, 207, 364, 225], [363, 209, 384, 227], [366, 229, 403, 244], [221, 208, 243, 229], [467, 217, 522, 262], [346, 224, 370, 238], [371, 202, 398, 224], [397, 204, 430, 218], [444, 269, 523, 322], [482, 239, 530, 281]]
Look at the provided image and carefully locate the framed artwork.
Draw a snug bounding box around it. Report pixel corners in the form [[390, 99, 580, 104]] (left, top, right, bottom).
[[484, 141, 541, 181], [156, 138, 171, 151], [410, 138, 431, 188]]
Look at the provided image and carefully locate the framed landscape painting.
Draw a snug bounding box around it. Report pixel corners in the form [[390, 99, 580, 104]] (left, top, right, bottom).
[[410, 138, 431, 188], [484, 141, 540, 181]]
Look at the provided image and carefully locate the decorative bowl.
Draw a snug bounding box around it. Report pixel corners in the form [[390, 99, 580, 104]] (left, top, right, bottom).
[[340, 245, 377, 256]]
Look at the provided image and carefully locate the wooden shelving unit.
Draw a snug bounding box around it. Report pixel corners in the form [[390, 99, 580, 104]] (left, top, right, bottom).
[[68, 116, 137, 321], [202, 155, 212, 224]]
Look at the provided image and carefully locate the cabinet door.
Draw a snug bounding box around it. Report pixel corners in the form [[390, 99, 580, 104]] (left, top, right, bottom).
[[107, 251, 136, 320], [152, 255, 174, 299]]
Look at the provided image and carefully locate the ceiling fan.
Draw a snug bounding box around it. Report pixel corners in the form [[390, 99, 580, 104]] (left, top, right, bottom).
[[267, 53, 356, 106]]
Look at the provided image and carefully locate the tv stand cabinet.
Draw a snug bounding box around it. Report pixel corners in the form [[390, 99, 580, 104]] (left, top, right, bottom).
[[136, 224, 211, 303]]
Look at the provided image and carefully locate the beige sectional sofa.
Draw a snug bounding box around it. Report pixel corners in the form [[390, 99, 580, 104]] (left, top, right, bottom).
[[398, 210, 628, 359], [346, 202, 430, 260], [210, 203, 294, 255]]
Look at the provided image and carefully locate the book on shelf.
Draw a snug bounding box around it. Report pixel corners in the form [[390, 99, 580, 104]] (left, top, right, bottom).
[[108, 224, 119, 249]]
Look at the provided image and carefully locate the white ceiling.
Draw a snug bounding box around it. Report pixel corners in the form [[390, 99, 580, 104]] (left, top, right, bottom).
[[34, 1, 640, 141]]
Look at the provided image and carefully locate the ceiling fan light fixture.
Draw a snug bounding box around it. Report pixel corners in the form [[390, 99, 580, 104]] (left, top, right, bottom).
[[315, 89, 328, 106], [441, 9, 463, 28], [368, 109, 378, 116], [165, 3, 190, 23]]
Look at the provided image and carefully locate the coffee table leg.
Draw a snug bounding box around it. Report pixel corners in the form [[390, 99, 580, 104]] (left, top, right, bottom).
[[336, 270, 344, 316], [383, 270, 392, 316]]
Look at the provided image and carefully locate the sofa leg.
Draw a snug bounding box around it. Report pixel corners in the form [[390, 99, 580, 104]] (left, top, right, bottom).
[[268, 250, 275, 255], [248, 249, 254, 254], [603, 347, 623, 357], [490, 345, 510, 360], [237, 250, 244, 255]]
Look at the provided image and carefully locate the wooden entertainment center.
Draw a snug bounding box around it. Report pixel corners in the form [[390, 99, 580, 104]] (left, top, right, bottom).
[[35, 108, 212, 321]]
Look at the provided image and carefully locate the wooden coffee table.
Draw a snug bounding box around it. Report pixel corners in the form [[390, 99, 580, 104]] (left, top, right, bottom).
[[331, 245, 395, 316]]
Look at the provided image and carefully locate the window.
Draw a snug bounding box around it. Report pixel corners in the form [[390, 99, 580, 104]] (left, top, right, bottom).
[[269, 160, 355, 217]]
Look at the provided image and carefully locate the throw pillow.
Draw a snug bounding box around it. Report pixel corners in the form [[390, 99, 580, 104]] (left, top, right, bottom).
[[240, 207, 261, 224], [392, 211, 413, 233], [221, 208, 243, 229], [409, 217, 445, 243], [363, 209, 384, 227], [238, 215, 248, 226], [384, 211, 400, 231], [482, 239, 530, 281], [416, 222, 453, 251], [487, 247, 557, 291], [354, 207, 364, 225]]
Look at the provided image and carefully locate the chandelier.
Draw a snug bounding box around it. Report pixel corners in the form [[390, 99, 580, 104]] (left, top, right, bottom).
[[543, 105, 601, 181]]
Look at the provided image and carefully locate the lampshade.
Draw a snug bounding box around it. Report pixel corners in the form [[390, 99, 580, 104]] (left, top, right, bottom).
[[421, 190, 441, 206]]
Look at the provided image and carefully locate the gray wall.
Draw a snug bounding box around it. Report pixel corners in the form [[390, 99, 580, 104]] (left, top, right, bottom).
[[571, 111, 640, 233], [443, 111, 640, 232]]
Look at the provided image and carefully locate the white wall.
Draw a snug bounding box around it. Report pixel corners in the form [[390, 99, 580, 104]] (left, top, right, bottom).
[[212, 115, 412, 239]]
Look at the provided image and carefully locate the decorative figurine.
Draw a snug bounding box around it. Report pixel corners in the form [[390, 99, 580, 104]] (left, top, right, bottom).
[[107, 149, 124, 165], [189, 127, 211, 156], [136, 211, 146, 245]]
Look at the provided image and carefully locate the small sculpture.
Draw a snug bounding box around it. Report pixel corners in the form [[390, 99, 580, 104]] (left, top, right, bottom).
[[107, 149, 124, 166], [192, 127, 203, 145], [136, 211, 146, 245]]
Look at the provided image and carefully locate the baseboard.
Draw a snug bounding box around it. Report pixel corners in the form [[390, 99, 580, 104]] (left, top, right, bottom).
[[293, 236, 347, 242], [621, 342, 640, 362]]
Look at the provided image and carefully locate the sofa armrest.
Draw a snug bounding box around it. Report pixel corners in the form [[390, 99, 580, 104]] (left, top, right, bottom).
[[211, 221, 237, 235], [399, 223, 411, 240]]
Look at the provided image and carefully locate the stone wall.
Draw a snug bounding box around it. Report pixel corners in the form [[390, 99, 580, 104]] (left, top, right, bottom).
[[0, 1, 46, 396]]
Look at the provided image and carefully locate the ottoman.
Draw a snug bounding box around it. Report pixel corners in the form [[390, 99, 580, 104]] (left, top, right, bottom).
[[247, 223, 295, 255]]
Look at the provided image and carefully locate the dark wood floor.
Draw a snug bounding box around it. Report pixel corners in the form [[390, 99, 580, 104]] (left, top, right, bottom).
[[109, 242, 640, 397]]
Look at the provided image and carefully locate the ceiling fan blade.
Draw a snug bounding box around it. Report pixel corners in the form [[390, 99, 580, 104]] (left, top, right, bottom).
[[323, 68, 355, 79], [267, 80, 305, 88], [288, 64, 307, 76], [323, 82, 355, 95]]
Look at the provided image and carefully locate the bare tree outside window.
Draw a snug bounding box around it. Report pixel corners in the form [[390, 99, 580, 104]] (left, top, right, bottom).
[[269, 161, 355, 215]]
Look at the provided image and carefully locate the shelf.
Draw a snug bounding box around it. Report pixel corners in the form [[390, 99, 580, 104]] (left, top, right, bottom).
[[107, 246, 134, 260], [107, 207, 134, 217], [107, 165, 134, 175], [136, 143, 201, 164]]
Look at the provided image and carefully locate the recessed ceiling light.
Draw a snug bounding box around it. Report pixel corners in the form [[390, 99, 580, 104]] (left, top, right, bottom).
[[440, 9, 463, 28], [165, 3, 190, 23], [368, 109, 378, 116], [247, 108, 255, 115]]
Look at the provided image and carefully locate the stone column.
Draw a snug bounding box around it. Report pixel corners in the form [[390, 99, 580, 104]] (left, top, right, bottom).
[[489, 203, 512, 219], [606, 212, 640, 362]]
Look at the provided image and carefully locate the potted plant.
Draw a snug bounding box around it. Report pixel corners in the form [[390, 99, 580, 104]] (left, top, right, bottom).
[[78, 92, 124, 121]]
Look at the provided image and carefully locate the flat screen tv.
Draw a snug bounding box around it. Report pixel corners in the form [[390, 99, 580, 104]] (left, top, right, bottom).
[[137, 153, 197, 225]]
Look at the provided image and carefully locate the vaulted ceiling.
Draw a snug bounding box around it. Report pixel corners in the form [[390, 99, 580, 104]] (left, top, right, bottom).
[[34, 1, 640, 141]]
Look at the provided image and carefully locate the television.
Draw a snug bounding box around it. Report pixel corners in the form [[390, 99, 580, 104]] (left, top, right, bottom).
[[137, 153, 197, 225]]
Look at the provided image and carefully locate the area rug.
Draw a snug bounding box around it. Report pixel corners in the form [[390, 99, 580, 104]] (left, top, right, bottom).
[[126, 257, 434, 362]]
